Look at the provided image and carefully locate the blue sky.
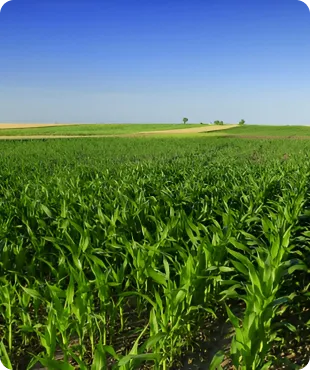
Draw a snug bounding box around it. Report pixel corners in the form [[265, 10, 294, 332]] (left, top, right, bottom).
[[0, 0, 310, 124]]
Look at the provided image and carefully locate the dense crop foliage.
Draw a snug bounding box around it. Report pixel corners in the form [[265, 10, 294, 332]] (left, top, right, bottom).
[[0, 137, 310, 369]]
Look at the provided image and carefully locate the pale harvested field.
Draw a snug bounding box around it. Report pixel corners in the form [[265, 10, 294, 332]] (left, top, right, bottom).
[[139, 125, 238, 135], [0, 123, 73, 129], [0, 135, 110, 140]]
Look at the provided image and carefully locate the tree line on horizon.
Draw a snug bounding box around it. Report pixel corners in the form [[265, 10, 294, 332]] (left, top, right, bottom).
[[182, 117, 245, 125]]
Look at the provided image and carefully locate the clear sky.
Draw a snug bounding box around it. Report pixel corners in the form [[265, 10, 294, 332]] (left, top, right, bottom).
[[0, 0, 310, 124]]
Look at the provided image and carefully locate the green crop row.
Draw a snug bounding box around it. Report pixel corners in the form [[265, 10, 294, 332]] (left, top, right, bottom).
[[0, 137, 309, 369]]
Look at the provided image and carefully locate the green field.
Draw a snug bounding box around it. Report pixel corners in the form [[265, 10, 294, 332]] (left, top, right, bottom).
[[213, 124, 310, 137], [0, 136, 310, 369], [0, 123, 203, 136], [2, 124, 310, 139]]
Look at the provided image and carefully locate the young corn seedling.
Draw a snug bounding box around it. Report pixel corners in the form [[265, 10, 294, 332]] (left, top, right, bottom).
[[0, 341, 13, 370], [0, 280, 16, 353], [221, 200, 307, 369]]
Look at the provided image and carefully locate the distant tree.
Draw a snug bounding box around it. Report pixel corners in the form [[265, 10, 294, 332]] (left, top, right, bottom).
[[182, 117, 189, 124], [239, 119, 245, 126], [200, 122, 203, 125]]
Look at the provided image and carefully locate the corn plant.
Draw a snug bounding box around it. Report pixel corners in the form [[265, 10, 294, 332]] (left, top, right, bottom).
[[0, 137, 310, 369]]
